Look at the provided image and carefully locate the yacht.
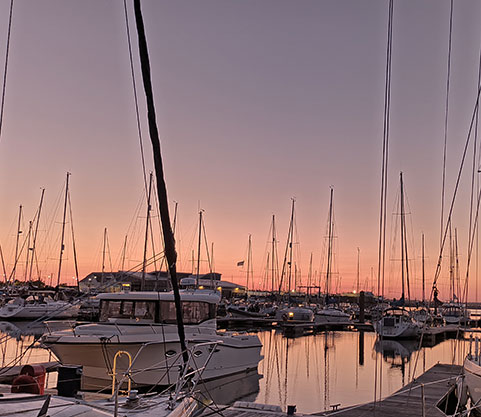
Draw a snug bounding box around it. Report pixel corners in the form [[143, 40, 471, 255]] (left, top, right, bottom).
[[464, 337, 481, 407], [42, 289, 262, 391], [0, 295, 79, 320], [375, 307, 421, 339]]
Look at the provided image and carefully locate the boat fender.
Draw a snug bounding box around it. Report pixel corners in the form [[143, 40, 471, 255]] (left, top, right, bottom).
[[11, 374, 40, 394]]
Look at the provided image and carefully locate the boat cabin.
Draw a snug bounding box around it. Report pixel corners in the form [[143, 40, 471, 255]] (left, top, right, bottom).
[[381, 308, 412, 327], [97, 291, 220, 324]]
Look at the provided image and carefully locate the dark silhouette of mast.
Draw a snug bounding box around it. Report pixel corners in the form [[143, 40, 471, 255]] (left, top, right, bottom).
[[325, 188, 334, 304], [57, 173, 70, 288], [133, 0, 187, 363], [141, 172, 153, 290], [28, 188, 45, 282], [196, 210, 203, 286], [12, 204, 22, 283]]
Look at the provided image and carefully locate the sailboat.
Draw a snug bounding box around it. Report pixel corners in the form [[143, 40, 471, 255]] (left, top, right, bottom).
[[375, 173, 421, 339], [314, 188, 350, 324], [275, 199, 315, 323]]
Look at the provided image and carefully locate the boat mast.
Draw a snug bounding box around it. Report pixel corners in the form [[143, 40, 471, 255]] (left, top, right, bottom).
[[56, 173, 70, 288], [101, 227, 107, 286], [141, 172, 153, 290], [196, 210, 203, 287], [0, 242, 6, 284], [23, 221, 32, 282], [422, 233, 425, 304], [120, 235, 128, 271], [326, 187, 334, 304], [271, 215, 277, 294], [288, 199, 295, 294], [400, 172, 406, 301], [68, 190, 80, 292], [133, 0, 188, 363], [246, 234, 252, 293], [28, 188, 45, 282], [12, 204, 22, 283], [356, 247, 360, 294]]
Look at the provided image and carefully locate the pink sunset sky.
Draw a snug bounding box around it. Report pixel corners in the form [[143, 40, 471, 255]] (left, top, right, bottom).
[[1, 0, 481, 301]]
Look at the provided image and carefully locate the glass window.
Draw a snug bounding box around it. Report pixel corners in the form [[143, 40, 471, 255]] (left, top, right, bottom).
[[100, 300, 122, 321], [158, 301, 213, 324], [121, 301, 134, 318], [134, 301, 155, 321]]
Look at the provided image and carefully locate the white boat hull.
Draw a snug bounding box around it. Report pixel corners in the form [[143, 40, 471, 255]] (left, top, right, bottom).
[[44, 329, 262, 391], [375, 321, 420, 339], [464, 356, 481, 408], [0, 303, 79, 320]]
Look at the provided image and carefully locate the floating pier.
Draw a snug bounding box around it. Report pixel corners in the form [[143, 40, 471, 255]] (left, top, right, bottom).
[[319, 363, 462, 416]]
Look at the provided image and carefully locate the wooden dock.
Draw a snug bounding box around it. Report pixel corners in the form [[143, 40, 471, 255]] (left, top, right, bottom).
[[317, 363, 462, 416]]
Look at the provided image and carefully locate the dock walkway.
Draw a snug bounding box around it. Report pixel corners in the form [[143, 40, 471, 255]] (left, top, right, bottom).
[[319, 363, 462, 416]]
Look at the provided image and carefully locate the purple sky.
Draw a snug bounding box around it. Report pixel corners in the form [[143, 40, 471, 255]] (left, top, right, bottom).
[[1, 0, 481, 300]]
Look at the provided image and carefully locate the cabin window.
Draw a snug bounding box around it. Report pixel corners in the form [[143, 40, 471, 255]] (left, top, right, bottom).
[[99, 300, 155, 322], [134, 301, 155, 321], [158, 301, 214, 324], [100, 301, 121, 321]]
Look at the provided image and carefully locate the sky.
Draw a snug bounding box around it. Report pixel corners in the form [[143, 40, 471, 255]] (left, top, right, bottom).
[[1, 0, 481, 301]]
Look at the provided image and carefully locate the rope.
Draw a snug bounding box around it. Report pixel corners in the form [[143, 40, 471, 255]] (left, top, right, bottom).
[[123, 0, 149, 197], [0, 0, 13, 143]]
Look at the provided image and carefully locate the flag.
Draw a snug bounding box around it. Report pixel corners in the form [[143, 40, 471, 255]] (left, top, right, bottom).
[[237, 260, 244, 267]]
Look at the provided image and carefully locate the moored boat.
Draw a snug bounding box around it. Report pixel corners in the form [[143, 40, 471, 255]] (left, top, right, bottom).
[[42, 289, 262, 391]]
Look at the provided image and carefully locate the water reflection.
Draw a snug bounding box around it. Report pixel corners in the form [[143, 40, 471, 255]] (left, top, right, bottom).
[[0, 323, 471, 413], [255, 329, 468, 413]]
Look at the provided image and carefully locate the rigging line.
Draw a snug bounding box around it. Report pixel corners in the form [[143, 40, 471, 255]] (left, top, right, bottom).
[[123, 0, 149, 196], [431, 83, 481, 294], [441, 0, 454, 249], [67, 189, 80, 291], [0, 0, 13, 143]]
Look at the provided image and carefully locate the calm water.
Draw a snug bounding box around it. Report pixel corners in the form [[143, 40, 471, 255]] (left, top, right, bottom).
[[0, 322, 471, 413]]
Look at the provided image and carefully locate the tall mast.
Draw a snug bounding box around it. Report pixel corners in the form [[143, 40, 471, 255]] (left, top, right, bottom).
[[422, 233, 425, 304], [308, 252, 313, 298], [0, 242, 6, 283], [68, 190, 80, 292], [28, 188, 45, 282], [356, 247, 360, 293], [288, 199, 295, 294], [57, 173, 70, 288], [271, 215, 277, 293], [141, 172, 153, 290], [133, 0, 188, 364], [400, 172, 405, 301], [196, 210, 203, 286], [101, 227, 107, 286], [121, 235, 128, 271], [12, 204, 22, 283], [246, 234, 252, 293], [326, 187, 334, 303], [23, 221, 32, 282]]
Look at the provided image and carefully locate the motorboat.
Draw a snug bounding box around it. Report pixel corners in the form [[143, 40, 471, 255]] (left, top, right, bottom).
[[464, 336, 481, 407], [375, 307, 421, 339], [0, 295, 79, 320], [275, 306, 314, 322], [42, 289, 262, 391], [314, 305, 351, 324]]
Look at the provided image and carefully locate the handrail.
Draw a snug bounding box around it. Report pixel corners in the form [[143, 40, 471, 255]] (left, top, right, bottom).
[[111, 350, 132, 397]]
